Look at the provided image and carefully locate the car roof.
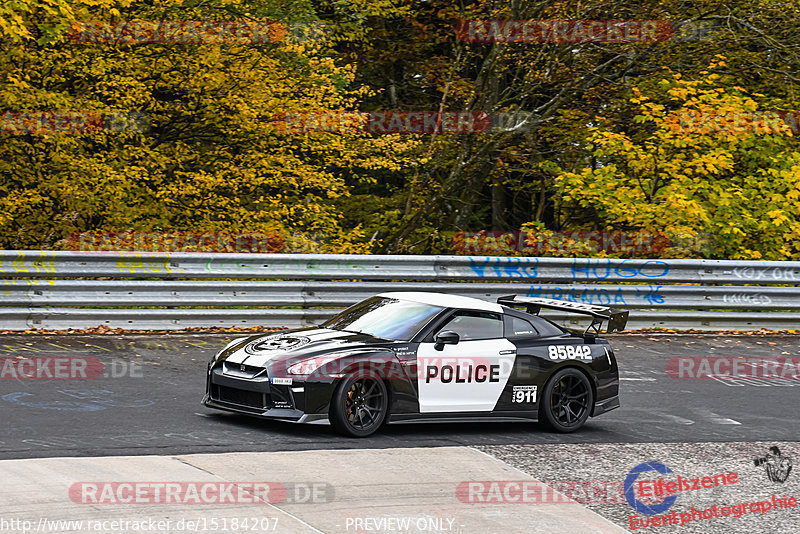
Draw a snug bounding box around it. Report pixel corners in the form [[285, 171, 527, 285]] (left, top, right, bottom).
[[377, 292, 503, 313]]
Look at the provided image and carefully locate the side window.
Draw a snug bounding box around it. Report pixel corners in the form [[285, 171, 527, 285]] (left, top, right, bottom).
[[508, 317, 538, 337], [437, 311, 503, 341]]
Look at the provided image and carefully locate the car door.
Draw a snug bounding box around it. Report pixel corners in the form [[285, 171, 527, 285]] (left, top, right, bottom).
[[494, 314, 565, 412], [416, 310, 516, 413]]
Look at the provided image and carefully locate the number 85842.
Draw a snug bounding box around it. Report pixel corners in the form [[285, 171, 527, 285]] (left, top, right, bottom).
[[547, 345, 592, 360]]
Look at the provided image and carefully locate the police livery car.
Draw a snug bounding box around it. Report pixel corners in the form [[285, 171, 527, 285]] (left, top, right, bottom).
[[203, 293, 624, 437]]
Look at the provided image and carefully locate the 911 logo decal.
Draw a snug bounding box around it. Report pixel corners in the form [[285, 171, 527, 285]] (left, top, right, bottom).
[[548, 345, 592, 360], [512, 385, 537, 403]]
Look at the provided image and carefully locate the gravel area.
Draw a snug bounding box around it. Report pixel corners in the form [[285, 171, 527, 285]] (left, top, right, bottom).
[[477, 441, 800, 533]]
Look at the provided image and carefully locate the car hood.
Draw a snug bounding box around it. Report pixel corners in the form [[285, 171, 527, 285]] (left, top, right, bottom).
[[217, 327, 394, 369]]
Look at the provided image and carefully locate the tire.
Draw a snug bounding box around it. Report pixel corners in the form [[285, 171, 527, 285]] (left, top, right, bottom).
[[329, 375, 389, 437], [539, 367, 594, 433]]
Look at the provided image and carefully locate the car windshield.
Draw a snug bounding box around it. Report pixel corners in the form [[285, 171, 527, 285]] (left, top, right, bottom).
[[323, 296, 444, 341]]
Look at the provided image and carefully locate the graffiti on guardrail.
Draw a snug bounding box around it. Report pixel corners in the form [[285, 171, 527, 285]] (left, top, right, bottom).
[[117, 259, 188, 274], [0, 251, 56, 274], [305, 259, 367, 271], [524, 284, 666, 306], [722, 293, 773, 305], [1, 251, 799, 331], [467, 257, 670, 280], [572, 259, 669, 280], [201, 258, 369, 274], [732, 267, 799, 281], [467, 257, 539, 277]]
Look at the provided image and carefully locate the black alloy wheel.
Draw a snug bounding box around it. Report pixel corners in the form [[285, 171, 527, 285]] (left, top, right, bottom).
[[540, 367, 594, 432], [330, 376, 388, 437]]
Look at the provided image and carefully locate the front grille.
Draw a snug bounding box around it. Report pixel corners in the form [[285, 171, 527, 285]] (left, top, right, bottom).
[[212, 385, 269, 409], [222, 362, 266, 377]]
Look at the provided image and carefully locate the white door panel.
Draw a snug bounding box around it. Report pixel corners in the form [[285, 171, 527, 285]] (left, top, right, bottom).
[[417, 338, 516, 413]]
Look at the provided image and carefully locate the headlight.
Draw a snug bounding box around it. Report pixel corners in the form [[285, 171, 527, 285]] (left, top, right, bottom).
[[287, 360, 319, 375], [287, 357, 338, 376]]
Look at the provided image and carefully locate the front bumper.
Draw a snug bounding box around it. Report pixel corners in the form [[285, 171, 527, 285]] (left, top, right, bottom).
[[202, 397, 329, 424], [203, 364, 333, 423]]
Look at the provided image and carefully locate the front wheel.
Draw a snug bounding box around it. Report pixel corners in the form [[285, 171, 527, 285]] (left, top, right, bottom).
[[329, 376, 388, 437], [539, 367, 594, 433]]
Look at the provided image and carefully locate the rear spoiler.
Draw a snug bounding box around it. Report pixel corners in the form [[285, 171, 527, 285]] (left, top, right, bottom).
[[497, 295, 629, 335]]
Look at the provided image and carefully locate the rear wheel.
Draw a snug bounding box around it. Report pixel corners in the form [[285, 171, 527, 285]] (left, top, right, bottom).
[[539, 367, 593, 432], [329, 376, 388, 437]]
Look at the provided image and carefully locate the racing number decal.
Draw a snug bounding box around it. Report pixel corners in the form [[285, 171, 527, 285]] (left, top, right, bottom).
[[512, 385, 537, 403], [416, 339, 516, 413], [548, 345, 592, 361]]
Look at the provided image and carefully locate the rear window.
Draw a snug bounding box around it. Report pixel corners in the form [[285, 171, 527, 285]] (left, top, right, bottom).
[[509, 317, 537, 337], [528, 315, 566, 337]]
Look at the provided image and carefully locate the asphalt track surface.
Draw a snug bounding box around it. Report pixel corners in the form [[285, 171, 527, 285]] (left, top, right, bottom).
[[1, 333, 799, 461]]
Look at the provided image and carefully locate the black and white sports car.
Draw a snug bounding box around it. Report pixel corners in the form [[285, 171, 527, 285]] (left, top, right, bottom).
[[203, 293, 624, 437]]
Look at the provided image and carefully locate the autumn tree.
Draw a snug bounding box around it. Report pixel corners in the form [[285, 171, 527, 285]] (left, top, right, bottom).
[[554, 59, 800, 259], [341, 0, 800, 256], [0, 0, 414, 252]]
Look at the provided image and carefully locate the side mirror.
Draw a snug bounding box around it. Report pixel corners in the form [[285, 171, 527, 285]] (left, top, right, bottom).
[[434, 330, 460, 351]]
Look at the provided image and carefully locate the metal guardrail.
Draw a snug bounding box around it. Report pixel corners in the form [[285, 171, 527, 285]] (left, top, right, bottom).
[[2, 308, 799, 332], [3, 250, 800, 283], [1, 280, 798, 309], [1, 251, 799, 331]]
